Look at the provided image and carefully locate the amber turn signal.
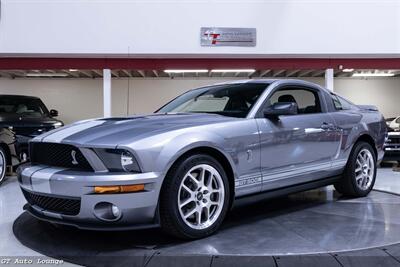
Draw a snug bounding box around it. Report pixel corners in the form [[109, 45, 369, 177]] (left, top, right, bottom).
[[94, 184, 145, 194]]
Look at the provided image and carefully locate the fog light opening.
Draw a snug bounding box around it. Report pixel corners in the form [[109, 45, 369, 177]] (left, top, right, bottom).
[[94, 202, 122, 222]]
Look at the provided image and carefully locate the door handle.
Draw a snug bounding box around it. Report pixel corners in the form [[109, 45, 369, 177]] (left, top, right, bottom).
[[321, 122, 335, 130]]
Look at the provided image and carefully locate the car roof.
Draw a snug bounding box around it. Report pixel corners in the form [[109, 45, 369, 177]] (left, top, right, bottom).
[[213, 79, 331, 93]]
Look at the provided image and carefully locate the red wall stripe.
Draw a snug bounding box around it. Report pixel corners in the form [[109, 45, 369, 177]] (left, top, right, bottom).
[[0, 58, 399, 70]]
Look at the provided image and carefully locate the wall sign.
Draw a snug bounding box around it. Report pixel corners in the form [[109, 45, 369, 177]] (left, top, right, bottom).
[[200, 27, 256, 47]]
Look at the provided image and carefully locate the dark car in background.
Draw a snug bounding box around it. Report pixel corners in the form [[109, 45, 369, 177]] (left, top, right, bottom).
[[0, 95, 63, 161], [385, 117, 396, 132], [0, 127, 22, 185], [383, 116, 400, 164], [383, 131, 400, 164]]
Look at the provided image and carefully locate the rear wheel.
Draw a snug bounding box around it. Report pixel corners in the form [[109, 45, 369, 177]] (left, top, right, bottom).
[[160, 154, 230, 239], [0, 148, 7, 186], [334, 141, 376, 197]]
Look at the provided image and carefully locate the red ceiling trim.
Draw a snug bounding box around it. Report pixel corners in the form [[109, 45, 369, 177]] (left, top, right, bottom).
[[0, 58, 399, 70]]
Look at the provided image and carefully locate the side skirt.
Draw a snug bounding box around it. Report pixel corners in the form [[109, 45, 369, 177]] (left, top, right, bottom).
[[233, 175, 341, 208]]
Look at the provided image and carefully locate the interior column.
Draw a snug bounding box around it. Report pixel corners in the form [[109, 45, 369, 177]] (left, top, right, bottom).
[[103, 69, 112, 117], [325, 68, 334, 92]]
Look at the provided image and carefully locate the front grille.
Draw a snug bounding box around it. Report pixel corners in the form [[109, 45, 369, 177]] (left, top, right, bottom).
[[22, 189, 81, 216], [387, 137, 400, 145], [30, 142, 93, 171]]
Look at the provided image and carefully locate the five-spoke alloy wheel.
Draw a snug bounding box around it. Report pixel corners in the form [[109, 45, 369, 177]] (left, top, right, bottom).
[[160, 154, 230, 239]]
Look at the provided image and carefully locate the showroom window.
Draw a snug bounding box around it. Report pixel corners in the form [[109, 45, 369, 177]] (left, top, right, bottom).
[[268, 88, 322, 114]]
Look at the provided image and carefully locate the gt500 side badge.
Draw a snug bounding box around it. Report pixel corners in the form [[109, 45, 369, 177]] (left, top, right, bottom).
[[235, 176, 262, 187]]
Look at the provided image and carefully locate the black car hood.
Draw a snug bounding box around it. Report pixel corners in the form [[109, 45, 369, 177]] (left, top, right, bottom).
[[0, 115, 63, 138], [0, 114, 62, 126]]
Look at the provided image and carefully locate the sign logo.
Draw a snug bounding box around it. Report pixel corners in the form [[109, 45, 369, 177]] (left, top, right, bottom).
[[71, 150, 79, 165], [200, 27, 256, 47], [203, 32, 221, 45]]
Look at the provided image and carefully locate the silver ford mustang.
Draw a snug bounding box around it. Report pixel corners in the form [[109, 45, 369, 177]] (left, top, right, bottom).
[[18, 79, 386, 239]]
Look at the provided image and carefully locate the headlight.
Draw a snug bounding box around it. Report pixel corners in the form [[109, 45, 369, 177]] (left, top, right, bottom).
[[95, 149, 141, 173], [120, 151, 139, 172]]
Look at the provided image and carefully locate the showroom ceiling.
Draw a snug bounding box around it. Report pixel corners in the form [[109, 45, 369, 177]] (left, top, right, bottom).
[[0, 69, 399, 79]]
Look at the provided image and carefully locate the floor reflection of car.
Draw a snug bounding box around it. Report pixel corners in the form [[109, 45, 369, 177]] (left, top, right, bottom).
[[0, 127, 22, 185], [0, 95, 64, 160]]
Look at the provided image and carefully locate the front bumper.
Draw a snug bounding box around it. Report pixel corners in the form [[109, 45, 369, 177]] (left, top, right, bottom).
[[17, 164, 163, 230]]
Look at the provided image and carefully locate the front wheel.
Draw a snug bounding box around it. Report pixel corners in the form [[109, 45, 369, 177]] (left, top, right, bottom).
[[160, 154, 230, 239], [334, 141, 377, 197]]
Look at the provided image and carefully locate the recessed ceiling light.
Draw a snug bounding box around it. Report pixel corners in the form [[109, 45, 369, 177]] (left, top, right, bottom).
[[342, 69, 354, 72], [211, 69, 256, 73], [26, 73, 69, 77], [352, 72, 395, 77], [69, 69, 78, 72], [164, 69, 208, 73]]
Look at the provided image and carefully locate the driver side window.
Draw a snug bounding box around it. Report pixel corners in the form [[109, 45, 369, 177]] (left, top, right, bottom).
[[268, 87, 322, 114]]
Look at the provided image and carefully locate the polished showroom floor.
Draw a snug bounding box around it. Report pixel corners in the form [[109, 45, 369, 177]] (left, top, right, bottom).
[[2, 167, 400, 261]]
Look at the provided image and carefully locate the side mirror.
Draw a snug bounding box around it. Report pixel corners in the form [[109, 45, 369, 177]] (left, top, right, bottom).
[[49, 109, 59, 117], [263, 102, 298, 118]]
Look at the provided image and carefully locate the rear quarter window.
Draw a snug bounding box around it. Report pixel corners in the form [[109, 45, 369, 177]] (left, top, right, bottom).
[[331, 94, 353, 110]]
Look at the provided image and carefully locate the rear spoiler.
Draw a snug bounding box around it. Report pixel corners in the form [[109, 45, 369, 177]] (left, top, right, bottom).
[[357, 105, 379, 111]]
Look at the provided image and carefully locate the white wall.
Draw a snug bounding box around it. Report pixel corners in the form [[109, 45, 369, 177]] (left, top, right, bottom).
[[0, 78, 242, 124], [0, 79, 103, 124], [0, 77, 399, 124], [1, 0, 399, 56], [335, 78, 400, 118]]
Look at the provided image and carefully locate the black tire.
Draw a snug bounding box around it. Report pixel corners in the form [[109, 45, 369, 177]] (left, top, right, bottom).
[[160, 154, 230, 239], [0, 147, 7, 186], [334, 141, 377, 197]]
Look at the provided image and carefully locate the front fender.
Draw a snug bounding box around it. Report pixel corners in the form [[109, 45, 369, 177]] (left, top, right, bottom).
[[119, 129, 238, 179], [159, 133, 237, 181]]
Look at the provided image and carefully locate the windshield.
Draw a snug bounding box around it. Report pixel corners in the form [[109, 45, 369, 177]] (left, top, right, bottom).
[[157, 83, 268, 118], [0, 96, 49, 117]]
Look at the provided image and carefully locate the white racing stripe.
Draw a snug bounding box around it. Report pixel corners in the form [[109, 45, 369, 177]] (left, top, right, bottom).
[[43, 120, 105, 142], [21, 165, 46, 190], [31, 167, 66, 194]]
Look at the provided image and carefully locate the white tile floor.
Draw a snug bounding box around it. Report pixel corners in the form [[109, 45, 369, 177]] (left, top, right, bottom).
[[374, 167, 400, 193], [0, 176, 41, 256], [1, 167, 400, 258]]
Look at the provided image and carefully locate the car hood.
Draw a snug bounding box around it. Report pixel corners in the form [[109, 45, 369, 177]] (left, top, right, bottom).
[[35, 113, 238, 147]]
